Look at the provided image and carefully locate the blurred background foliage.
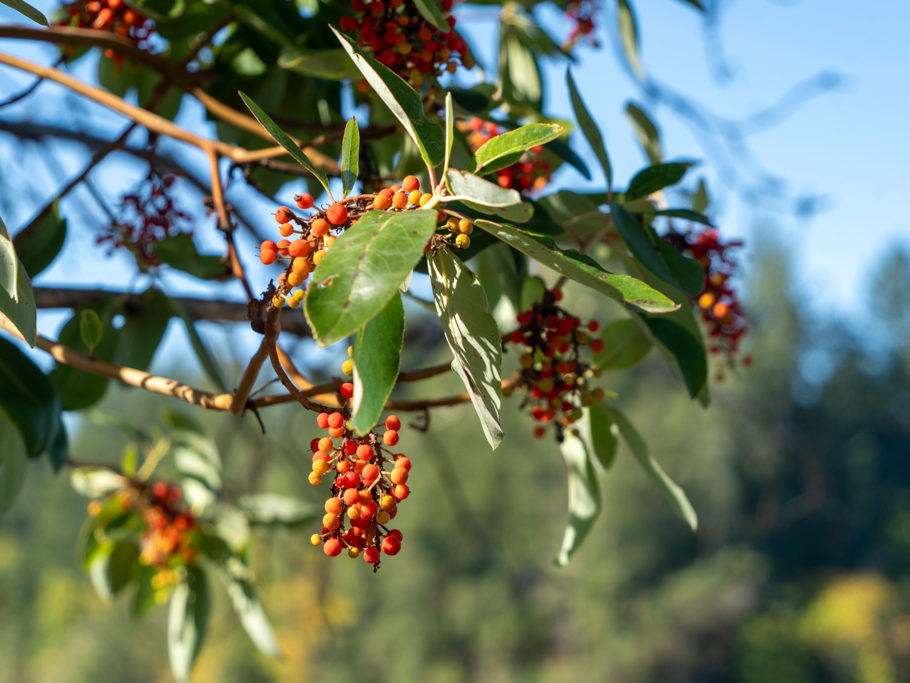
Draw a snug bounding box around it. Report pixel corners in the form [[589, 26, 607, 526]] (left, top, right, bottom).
[[3, 236, 910, 682]]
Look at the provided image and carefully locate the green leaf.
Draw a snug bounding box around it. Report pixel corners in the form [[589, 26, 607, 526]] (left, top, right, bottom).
[[46, 418, 68, 472], [238, 494, 318, 528], [221, 559, 281, 657], [585, 403, 618, 469], [0, 214, 35, 345], [427, 249, 503, 450], [168, 565, 211, 682], [114, 287, 171, 372], [13, 200, 68, 279], [152, 233, 229, 280], [472, 123, 563, 175], [80, 310, 103, 355], [89, 540, 140, 600], [474, 220, 679, 314], [602, 405, 698, 530], [643, 316, 707, 399], [171, 430, 222, 508], [70, 467, 127, 498], [50, 301, 118, 410], [676, 0, 706, 10], [0, 229, 16, 299], [444, 169, 532, 223], [692, 179, 710, 213], [655, 208, 712, 226], [655, 238, 705, 295], [341, 117, 360, 198], [501, 31, 542, 107], [277, 47, 359, 80], [305, 209, 437, 346], [332, 26, 445, 169], [626, 162, 693, 200], [168, 298, 228, 393], [0, 0, 48, 26], [0, 408, 28, 515], [555, 429, 601, 566], [595, 319, 652, 370], [351, 293, 404, 435], [617, 0, 644, 80], [239, 92, 333, 198], [412, 0, 449, 32], [133, 565, 162, 617], [0, 337, 62, 459], [443, 91, 454, 176], [625, 102, 662, 164], [470, 243, 523, 330], [520, 276, 547, 311], [567, 70, 612, 189]]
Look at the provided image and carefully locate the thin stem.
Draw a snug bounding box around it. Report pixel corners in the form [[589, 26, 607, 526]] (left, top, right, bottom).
[[230, 336, 271, 415]]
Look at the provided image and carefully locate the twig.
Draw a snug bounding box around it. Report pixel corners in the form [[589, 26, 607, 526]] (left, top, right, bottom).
[[0, 54, 62, 108], [229, 336, 271, 415]]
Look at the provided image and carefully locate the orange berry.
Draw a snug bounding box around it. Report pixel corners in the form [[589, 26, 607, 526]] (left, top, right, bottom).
[[392, 483, 409, 500], [318, 437, 333, 451], [325, 497, 343, 514], [713, 302, 730, 319], [390, 467, 408, 485], [308, 472, 322, 485], [323, 537, 343, 556], [311, 218, 331, 237], [402, 175, 420, 192], [295, 193, 314, 209], [362, 463, 379, 484], [328, 412, 345, 429], [322, 512, 340, 530], [328, 426, 345, 438], [380, 494, 396, 511], [344, 488, 360, 506], [288, 239, 310, 258], [259, 247, 277, 265], [408, 189, 422, 206], [373, 191, 392, 210], [336, 460, 351, 473], [316, 413, 329, 429], [392, 191, 408, 209], [394, 455, 411, 471], [275, 206, 294, 223], [383, 430, 399, 446], [356, 444, 374, 461], [313, 460, 330, 476], [326, 203, 349, 226], [385, 415, 401, 431], [279, 223, 294, 237], [313, 249, 327, 265]]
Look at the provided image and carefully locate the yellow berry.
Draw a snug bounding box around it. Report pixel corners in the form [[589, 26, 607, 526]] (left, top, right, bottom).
[[455, 233, 471, 249], [408, 189, 422, 206], [313, 460, 330, 476], [458, 219, 473, 234], [308, 472, 322, 485], [310, 534, 322, 546], [347, 345, 353, 357], [272, 295, 286, 308], [418, 193, 432, 207], [376, 510, 390, 524], [342, 358, 355, 376]]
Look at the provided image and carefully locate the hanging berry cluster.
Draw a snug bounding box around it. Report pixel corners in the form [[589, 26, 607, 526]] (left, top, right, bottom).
[[505, 288, 607, 440], [338, 0, 471, 89], [563, 0, 600, 50], [664, 226, 750, 366], [259, 175, 474, 309], [96, 173, 191, 269], [57, 0, 155, 64], [308, 375, 409, 569], [467, 118, 553, 192]]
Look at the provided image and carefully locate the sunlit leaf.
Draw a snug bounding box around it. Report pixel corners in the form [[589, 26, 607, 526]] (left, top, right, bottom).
[[168, 565, 210, 682], [341, 117, 360, 198], [413, 0, 449, 32], [471, 123, 563, 176], [625, 102, 662, 164], [351, 293, 404, 435], [626, 162, 693, 200], [555, 429, 601, 565], [567, 70, 612, 188], [617, 0, 644, 80]]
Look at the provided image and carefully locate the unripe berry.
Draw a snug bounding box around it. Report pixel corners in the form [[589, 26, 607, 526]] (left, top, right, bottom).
[[313, 460, 330, 476], [380, 494, 396, 511], [391, 467, 408, 485], [295, 193, 314, 209], [326, 203, 349, 226], [322, 513, 340, 530], [341, 358, 355, 376], [310, 534, 322, 546], [376, 510, 391, 525], [457, 219, 473, 234], [418, 193, 432, 206], [455, 234, 471, 249]]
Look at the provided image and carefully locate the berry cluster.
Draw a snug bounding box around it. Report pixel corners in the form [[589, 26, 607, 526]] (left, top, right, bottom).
[[308, 389, 409, 569], [505, 288, 606, 439], [467, 118, 553, 192], [57, 0, 155, 64], [339, 0, 471, 89], [564, 0, 600, 50], [96, 173, 191, 269], [664, 226, 750, 366]]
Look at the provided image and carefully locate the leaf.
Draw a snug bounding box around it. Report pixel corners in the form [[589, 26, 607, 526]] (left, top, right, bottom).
[[643, 316, 707, 399], [471, 123, 563, 175], [351, 293, 404, 435], [0, 408, 28, 515], [171, 430, 222, 501], [625, 102, 662, 164], [443, 91, 454, 176], [305, 209, 437, 346], [89, 540, 139, 600], [168, 298, 228, 393], [595, 319, 652, 370], [70, 467, 128, 498], [412, 0, 449, 32], [567, 70, 612, 189], [585, 403, 618, 469], [50, 301, 118, 410], [520, 276, 547, 311], [332, 26, 445, 169], [676, 0, 706, 10], [0, 0, 48, 26], [168, 565, 211, 682], [80, 310, 103, 355], [474, 220, 679, 314], [501, 31, 542, 107], [602, 405, 698, 530], [427, 249, 503, 449], [617, 0, 644, 80], [239, 92, 333, 198], [0, 337, 62, 459], [0, 214, 35, 345], [655, 238, 705, 295], [692, 179, 710, 213], [341, 117, 360, 198], [114, 287, 171, 372], [626, 162, 693, 200], [555, 429, 601, 566], [238, 494, 318, 528], [221, 559, 281, 657], [277, 47, 358, 80], [13, 200, 68, 279], [655, 208, 712, 226], [152, 233, 229, 280], [0, 229, 16, 300], [444, 170, 532, 223]]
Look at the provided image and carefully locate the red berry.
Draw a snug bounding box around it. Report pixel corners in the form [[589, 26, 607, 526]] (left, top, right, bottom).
[[317, 413, 329, 429], [384, 415, 401, 431], [328, 412, 345, 429], [383, 430, 399, 446], [325, 203, 349, 226], [295, 193, 314, 209], [364, 547, 380, 563], [323, 537, 344, 556], [339, 382, 354, 399]]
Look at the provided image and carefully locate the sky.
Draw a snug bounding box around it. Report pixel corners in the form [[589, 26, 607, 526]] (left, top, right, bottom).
[[1, 0, 908, 356]]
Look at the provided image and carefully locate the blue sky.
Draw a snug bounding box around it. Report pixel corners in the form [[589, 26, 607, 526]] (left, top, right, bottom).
[[1, 0, 907, 346]]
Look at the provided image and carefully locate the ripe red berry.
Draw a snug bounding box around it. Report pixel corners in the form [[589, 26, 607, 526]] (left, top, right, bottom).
[[381, 536, 401, 555], [364, 547, 380, 563], [385, 415, 401, 431], [325, 203, 349, 226], [356, 444, 374, 461], [323, 537, 344, 556], [328, 412, 345, 429], [339, 382, 354, 399], [383, 430, 399, 446]]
